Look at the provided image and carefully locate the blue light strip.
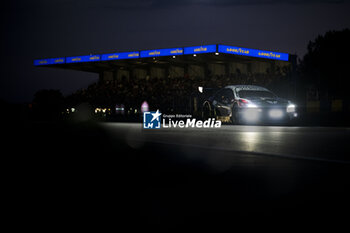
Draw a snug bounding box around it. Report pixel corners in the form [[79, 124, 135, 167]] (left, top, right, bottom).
[[184, 44, 217, 55], [34, 57, 65, 66], [34, 44, 290, 66], [66, 55, 101, 63], [218, 45, 289, 61], [140, 48, 183, 58], [102, 51, 139, 61]]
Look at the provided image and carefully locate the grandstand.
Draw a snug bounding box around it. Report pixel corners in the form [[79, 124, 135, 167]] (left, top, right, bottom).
[[34, 44, 297, 115]]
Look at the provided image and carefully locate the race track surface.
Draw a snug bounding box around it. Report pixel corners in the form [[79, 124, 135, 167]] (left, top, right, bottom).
[[5, 122, 350, 231], [102, 123, 350, 164]]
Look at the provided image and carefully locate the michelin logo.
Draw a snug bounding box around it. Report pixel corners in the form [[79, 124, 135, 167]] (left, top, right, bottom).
[[143, 110, 162, 129], [143, 110, 222, 129]]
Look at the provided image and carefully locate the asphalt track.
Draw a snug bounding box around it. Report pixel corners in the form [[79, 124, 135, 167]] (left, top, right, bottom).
[[102, 123, 350, 164], [5, 122, 350, 231], [101, 123, 350, 230]]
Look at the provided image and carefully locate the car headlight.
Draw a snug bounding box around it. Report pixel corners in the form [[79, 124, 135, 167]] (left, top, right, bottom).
[[243, 108, 260, 121], [247, 103, 258, 108], [287, 104, 296, 113]]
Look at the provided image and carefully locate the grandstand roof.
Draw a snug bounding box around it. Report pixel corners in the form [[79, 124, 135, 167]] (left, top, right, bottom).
[[34, 44, 293, 73]]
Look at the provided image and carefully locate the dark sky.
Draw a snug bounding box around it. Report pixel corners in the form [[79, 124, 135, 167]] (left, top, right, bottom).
[[1, 0, 350, 103]]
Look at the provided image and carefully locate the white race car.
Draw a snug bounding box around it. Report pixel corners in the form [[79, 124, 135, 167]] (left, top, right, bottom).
[[202, 85, 298, 124]]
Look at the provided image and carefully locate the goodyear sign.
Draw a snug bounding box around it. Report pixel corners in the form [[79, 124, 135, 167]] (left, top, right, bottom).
[[218, 45, 289, 61], [34, 44, 290, 66], [140, 48, 183, 58], [184, 45, 217, 55], [102, 51, 139, 61], [66, 55, 101, 63]]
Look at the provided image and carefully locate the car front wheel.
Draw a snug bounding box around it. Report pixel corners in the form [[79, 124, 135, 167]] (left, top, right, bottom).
[[231, 106, 242, 125]]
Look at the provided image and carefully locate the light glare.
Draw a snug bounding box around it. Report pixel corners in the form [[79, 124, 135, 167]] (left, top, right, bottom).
[[243, 109, 260, 122], [287, 104, 296, 113], [269, 109, 283, 118]]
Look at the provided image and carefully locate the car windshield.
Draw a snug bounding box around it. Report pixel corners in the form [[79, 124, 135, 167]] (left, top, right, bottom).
[[238, 90, 276, 98]]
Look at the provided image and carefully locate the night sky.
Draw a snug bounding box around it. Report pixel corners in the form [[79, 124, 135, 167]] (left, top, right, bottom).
[[1, 0, 350, 103]]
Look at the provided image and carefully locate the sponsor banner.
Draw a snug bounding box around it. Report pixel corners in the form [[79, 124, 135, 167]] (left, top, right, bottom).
[[34, 57, 65, 66], [218, 45, 289, 61], [184, 44, 217, 55], [140, 48, 183, 58], [102, 51, 139, 61], [66, 55, 101, 63], [34, 44, 290, 66]]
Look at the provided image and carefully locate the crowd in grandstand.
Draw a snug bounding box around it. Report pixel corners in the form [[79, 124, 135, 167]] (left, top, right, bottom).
[[66, 72, 291, 114]]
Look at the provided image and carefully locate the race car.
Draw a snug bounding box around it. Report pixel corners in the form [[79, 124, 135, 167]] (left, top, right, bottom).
[[202, 85, 298, 124]]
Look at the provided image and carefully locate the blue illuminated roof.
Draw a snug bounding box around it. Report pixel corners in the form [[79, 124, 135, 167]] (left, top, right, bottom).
[[34, 57, 65, 66], [184, 45, 217, 55], [66, 55, 101, 63], [34, 44, 290, 66], [140, 48, 183, 58], [218, 45, 289, 61], [102, 51, 140, 61]]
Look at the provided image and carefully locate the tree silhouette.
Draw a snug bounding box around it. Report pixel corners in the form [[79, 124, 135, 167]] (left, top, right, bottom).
[[33, 89, 64, 120], [300, 29, 350, 101]]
